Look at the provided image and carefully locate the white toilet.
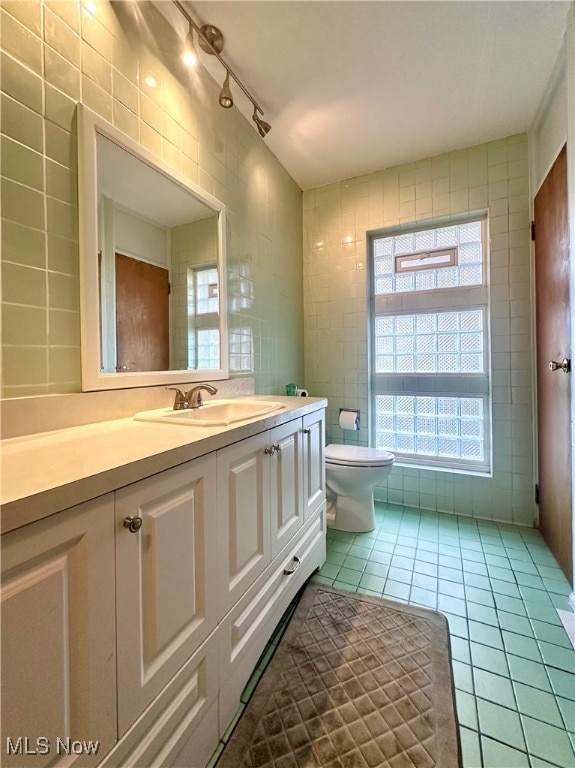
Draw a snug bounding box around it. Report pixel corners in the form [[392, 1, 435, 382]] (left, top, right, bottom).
[[325, 444, 395, 532]]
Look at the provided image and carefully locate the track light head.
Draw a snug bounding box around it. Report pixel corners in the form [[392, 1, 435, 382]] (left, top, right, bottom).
[[182, 25, 198, 67], [219, 72, 233, 108], [253, 109, 271, 137]]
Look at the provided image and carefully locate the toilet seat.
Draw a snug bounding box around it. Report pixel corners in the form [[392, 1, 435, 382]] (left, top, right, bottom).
[[325, 444, 395, 467]]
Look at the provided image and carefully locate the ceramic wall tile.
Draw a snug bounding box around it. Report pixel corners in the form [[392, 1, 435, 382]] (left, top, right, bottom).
[[1, 0, 303, 401], [304, 135, 534, 524]]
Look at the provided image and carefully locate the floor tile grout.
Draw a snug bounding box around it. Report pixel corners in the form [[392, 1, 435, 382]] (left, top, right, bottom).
[[318, 504, 575, 767], [210, 503, 574, 768]]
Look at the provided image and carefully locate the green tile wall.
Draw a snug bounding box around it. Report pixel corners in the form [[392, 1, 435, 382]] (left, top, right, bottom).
[[303, 135, 535, 525], [0, 0, 304, 397]]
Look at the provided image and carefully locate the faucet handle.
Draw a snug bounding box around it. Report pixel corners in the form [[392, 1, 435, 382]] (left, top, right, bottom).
[[166, 387, 187, 410]]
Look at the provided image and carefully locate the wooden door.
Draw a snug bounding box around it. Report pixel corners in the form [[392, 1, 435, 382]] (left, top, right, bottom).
[[1, 496, 117, 767], [115, 457, 218, 736], [115, 253, 169, 372], [534, 145, 572, 582]]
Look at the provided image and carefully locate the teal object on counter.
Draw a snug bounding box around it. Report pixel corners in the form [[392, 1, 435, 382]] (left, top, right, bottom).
[[286, 383, 297, 396]]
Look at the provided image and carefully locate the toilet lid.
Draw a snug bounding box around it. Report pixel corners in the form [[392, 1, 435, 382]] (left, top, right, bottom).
[[325, 444, 395, 467]]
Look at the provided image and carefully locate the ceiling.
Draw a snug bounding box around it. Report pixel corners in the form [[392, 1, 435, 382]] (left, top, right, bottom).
[[183, 1, 570, 190]]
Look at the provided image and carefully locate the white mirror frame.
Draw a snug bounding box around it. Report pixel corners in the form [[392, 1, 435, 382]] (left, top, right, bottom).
[[77, 104, 229, 391]]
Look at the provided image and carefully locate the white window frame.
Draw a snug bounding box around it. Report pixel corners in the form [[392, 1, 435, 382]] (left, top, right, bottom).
[[368, 213, 492, 474]]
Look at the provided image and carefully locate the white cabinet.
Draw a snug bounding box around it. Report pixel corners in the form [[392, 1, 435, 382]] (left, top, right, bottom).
[[217, 412, 326, 732], [217, 414, 322, 610], [302, 409, 326, 520], [218, 511, 326, 731], [217, 431, 271, 613], [115, 455, 219, 736], [99, 632, 220, 768], [269, 418, 304, 557], [1, 404, 326, 768], [1, 496, 117, 768]]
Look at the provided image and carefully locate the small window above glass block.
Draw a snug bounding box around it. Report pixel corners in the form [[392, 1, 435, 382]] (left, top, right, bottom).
[[395, 247, 457, 273]]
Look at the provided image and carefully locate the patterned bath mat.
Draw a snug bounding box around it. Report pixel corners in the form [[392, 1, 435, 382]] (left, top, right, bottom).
[[218, 582, 461, 768]]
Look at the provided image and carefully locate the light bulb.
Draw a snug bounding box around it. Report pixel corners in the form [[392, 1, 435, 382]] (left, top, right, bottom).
[[219, 73, 233, 108], [182, 27, 198, 68]]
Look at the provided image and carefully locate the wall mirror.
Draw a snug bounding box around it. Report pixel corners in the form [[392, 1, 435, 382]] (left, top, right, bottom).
[[77, 104, 228, 391]]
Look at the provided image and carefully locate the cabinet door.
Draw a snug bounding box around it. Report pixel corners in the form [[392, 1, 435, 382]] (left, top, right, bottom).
[[303, 409, 326, 520], [1, 495, 117, 768], [270, 419, 304, 557], [115, 455, 218, 736], [217, 431, 271, 612]]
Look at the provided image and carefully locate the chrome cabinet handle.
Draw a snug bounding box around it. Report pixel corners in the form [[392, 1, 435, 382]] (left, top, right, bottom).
[[283, 555, 300, 575], [264, 446, 275, 455], [549, 358, 570, 373], [123, 516, 143, 533], [273, 443, 282, 453], [303, 428, 311, 435]]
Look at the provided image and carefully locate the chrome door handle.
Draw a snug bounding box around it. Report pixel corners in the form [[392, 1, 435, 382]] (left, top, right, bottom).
[[549, 358, 570, 373], [273, 443, 282, 453], [123, 516, 143, 533]]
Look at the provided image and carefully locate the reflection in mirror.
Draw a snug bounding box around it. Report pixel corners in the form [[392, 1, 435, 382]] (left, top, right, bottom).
[[78, 105, 228, 390]]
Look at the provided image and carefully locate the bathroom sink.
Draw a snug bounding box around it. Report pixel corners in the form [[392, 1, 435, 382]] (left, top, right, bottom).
[[134, 399, 285, 426]]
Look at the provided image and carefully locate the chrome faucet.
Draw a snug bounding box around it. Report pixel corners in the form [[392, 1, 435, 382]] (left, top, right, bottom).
[[166, 384, 218, 410], [185, 384, 218, 409]]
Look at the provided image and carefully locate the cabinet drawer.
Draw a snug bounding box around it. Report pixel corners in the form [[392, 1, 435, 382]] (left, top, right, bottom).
[[219, 506, 326, 731], [98, 632, 219, 768]]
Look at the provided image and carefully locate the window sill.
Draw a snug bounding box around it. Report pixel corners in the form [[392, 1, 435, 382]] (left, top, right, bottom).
[[392, 460, 493, 478]]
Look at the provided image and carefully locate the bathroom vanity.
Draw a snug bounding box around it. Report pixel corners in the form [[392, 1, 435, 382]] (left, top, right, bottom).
[[1, 396, 326, 768]]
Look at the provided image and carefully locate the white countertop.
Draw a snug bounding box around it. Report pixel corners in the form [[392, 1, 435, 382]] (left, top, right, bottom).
[[1, 396, 327, 534]]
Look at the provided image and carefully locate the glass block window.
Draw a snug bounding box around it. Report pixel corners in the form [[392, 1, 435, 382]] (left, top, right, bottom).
[[374, 309, 484, 374], [369, 214, 491, 473], [229, 328, 255, 373], [187, 265, 220, 369], [374, 220, 483, 295], [196, 329, 220, 369], [375, 395, 485, 463], [195, 267, 219, 314]]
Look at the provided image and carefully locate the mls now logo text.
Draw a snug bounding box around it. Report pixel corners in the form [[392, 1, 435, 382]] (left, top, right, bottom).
[[6, 737, 101, 756]]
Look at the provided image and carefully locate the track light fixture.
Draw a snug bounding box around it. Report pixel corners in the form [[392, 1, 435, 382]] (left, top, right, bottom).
[[219, 72, 233, 108], [172, 0, 271, 137]]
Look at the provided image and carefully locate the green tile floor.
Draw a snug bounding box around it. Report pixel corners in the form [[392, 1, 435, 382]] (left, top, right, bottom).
[[211, 503, 575, 768]]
